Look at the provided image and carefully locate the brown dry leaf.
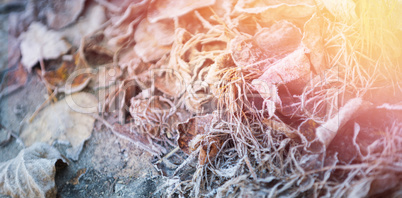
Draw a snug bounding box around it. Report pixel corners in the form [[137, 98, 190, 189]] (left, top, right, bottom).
[[198, 136, 221, 165], [302, 13, 328, 73], [82, 33, 115, 66], [43, 54, 92, 94], [177, 114, 222, 165], [0, 64, 28, 99], [0, 143, 67, 198], [252, 47, 311, 97], [35, 0, 86, 30], [177, 114, 215, 154], [19, 22, 71, 71], [147, 0, 216, 23], [20, 92, 98, 160], [134, 19, 175, 62]]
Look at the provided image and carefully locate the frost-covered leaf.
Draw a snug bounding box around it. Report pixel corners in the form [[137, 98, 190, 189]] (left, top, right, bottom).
[[0, 143, 67, 198], [19, 22, 71, 71], [147, 0, 216, 23], [177, 114, 221, 165], [20, 92, 98, 160], [134, 19, 175, 62], [177, 114, 215, 154], [35, 0, 86, 30], [104, 0, 148, 47], [316, 98, 363, 146], [61, 4, 107, 47], [254, 20, 302, 59], [252, 47, 311, 97]]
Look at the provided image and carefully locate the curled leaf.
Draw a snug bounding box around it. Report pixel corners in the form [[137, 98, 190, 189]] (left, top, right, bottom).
[[0, 143, 67, 198]]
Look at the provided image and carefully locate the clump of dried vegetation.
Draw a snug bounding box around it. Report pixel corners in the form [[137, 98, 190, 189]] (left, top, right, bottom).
[[96, 0, 402, 197], [4, 0, 401, 197]]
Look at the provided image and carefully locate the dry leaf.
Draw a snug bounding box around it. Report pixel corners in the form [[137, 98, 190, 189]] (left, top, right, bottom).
[[43, 54, 92, 94], [7, 35, 21, 69], [62, 4, 107, 47], [177, 114, 222, 165], [19, 22, 71, 71], [254, 20, 302, 59], [0, 64, 27, 99], [198, 136, 221, 165], [134, 19, 175, 62], [177, 114, 215, 154], [104, 0, 148, 47], [20, 92, 98, 160], [151, 55, 185, 97], [316, 98, 365, 146], [0, 143, 67, 198], [252, 47, 311, 97], [95, 0, 132, 13], [35, 0, 86, 30], [147, 0, 216, 23], [205, 53, 234, 87]]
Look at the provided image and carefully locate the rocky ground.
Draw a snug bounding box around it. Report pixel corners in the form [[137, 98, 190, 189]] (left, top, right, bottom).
[[0, 75, 165, 198]]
